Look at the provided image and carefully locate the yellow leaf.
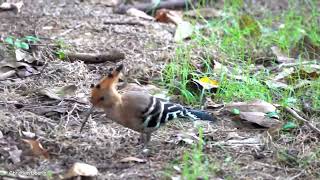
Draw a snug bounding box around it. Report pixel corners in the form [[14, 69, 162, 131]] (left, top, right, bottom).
[[199, 77, 219, 86]]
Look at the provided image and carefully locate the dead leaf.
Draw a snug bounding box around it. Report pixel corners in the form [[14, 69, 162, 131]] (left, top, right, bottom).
[[0, 130, 3, 139], [225, 100, 277, 114], [171, 176, 181, 180], [174, 21, 193, 42], [126, 8, 154, 20], [271, 46, 295, 63], [119, 156, 146, 163], [0, 69, 15, 80], [15, 49, 27, 61], [193, 76, 219, 90], [155, 9, 183, 24], [9, 148, 22, 164], [97, 0, 120, 6], [0, 1, 23, 13], [265, 80, 290, 90], [39, 85, 77, 100], [22, 139, 49, 159], [22, 131, 36, 138], [238, 111, 281, 128], [63, 162, 98, 179]]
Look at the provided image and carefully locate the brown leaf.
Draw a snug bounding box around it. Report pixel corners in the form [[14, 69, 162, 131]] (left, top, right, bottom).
[[155, 9, 182, 24], [9, 148, 22, 164], [225, 100, 277, 114], [0, 1, 23, 14], [0, 69, 15, 80], [119, 156, 146, 163], [22, 139, 49, 159], [63, 162, 98, 179], [126, 8, 154, 20], [39, 85, 77, 100], [271, 46, 295, 63], [238, 111, 281, 128]]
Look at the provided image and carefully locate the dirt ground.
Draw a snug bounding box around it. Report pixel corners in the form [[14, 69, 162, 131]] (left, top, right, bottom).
[[0, 0, 319, 180]]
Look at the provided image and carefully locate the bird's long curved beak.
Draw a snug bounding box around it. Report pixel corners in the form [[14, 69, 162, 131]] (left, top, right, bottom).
[[79, 105, 95, 133]]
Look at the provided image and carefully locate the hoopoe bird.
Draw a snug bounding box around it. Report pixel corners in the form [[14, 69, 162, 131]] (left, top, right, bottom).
[[81, 64, 216, 149]]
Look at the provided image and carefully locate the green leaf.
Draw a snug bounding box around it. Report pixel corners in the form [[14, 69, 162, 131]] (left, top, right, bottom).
[[23, 35, 40, 43], [266, 111, 278, 118], [4, 36, 14, 45], [231, 108, 240, 115], [282, 121, 297, 130], [14, 40, 29, 49], [56, 50, 66, 60]]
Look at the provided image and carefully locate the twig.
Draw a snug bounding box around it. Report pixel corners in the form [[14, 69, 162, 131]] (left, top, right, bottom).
[[114, 0, 197, 14], [284, 107, 320, 135], [65, 50, 125, 64], [288, 171, 305, 180], [103, 20, 146, 26]]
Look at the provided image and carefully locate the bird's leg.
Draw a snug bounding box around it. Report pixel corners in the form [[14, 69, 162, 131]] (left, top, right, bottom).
[[140, 133, 151, 148], [140, 133, 151, 155]]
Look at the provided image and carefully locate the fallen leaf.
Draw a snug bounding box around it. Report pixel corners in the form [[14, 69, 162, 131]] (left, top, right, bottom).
[[193, 76, 219, 90], [96, 0, 120, 6], [22, 131, 36, 138], [120, 156, 146, 163], [126, 8, 154, 20], [225, 100, 277, 114], [155, 9, 182, 24], [39, 85, 77, 100], [0, 69, 15, 80], [15, 49, 27, 61], [238, 111, 281, 128], [63, 162, 98, 179], [9, 148, 22, 164], [174, 21, 194, 42], [171, 176, 181, 180], [0, 1, 23, 13], [22, 139, 49, 159], [271, 46, 295, 63]]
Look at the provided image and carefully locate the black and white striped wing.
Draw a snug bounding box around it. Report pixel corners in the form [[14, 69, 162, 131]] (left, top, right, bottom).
[[141, 97, 199, 131]]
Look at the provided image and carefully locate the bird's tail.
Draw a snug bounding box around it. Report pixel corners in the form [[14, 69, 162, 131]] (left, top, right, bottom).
[[184, 108, 215, 121]]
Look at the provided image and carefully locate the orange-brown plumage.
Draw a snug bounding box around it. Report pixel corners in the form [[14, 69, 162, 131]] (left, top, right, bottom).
[[82, 64, 215, 150]]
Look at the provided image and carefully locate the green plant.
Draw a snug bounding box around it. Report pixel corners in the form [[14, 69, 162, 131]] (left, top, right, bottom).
[[4, 35, 39, 50], [54, 39, 69, 60]]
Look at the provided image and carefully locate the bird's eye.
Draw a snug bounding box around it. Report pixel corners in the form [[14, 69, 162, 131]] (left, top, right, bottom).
[[108, 73, 113, 78], [99, 96, 105, 101], [96, 84, 101, 89], [90, 84, 95, 88]]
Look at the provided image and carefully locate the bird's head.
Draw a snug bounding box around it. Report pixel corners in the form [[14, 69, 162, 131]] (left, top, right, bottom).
[[90, 64, 123, 108]]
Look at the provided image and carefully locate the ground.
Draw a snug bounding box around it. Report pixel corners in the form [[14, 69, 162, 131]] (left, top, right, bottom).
[[0, 0, 319, 180]]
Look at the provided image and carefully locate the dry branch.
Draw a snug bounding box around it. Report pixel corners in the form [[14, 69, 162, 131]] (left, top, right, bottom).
[[284, 107, 320, 135], [114, 0, 197, 14], [66, 50, 125, 64]]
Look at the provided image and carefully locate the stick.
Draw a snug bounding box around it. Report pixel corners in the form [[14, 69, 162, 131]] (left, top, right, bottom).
[[284, 107, 320, 135], [66, 50, 125, 64], [114, 0, 197, 14], [79, 106, 94, 133]]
